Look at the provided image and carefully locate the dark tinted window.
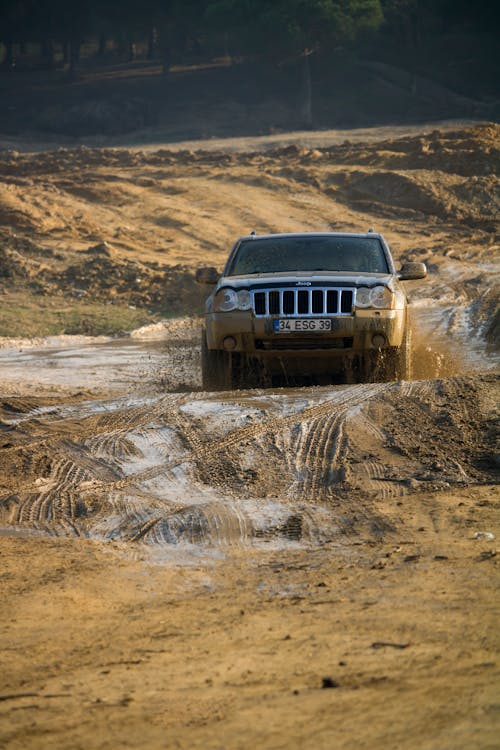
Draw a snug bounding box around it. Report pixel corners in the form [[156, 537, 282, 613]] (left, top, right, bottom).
[[226, 236, 389, 275]]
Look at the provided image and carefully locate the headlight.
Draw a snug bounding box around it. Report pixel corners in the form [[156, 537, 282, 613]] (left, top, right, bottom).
[[355, 287, 372, 308], [355, 285, 394, 309], [369, 285, 394, 308], [213, 288, 252, 312], [214, 288, 238, 312], [237, 289, 252, 310]]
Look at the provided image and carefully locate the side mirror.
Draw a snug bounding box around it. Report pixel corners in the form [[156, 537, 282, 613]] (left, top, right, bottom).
[[398, 261, 427, 280], [195, 266, 219, 285]]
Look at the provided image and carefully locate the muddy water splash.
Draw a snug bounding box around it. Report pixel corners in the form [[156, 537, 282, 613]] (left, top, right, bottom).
[[408, 257, 500, 377]]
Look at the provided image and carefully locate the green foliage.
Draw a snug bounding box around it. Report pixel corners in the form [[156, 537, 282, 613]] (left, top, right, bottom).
[[0, 0, 383, 57], [0, 0, 497, 90], [206, 0, 383, 56]]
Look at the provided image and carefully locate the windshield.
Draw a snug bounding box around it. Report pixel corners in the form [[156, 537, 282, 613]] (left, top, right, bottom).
[[226, 236, 389, 275]]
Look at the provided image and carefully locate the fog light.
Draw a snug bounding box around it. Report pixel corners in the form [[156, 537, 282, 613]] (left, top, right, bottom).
[[223, 336, 237, 351], [372, 333, 386, 348]]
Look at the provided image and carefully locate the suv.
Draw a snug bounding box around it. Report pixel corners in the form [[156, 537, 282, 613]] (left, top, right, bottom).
[[197, 231, 426, 389]]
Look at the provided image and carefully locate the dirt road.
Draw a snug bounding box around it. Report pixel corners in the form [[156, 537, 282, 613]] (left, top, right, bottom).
[[0, 122, 499, 749]]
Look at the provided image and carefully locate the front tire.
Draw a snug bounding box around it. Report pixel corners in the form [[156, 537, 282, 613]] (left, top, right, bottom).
[[359, 324, 413, 383], [393, 323, 413, 381], [381, 325, 413, 381], [201, 330, 230, 390]]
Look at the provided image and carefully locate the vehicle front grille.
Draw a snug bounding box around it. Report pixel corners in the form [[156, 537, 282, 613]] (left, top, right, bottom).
[[252, 287, 354, 317]]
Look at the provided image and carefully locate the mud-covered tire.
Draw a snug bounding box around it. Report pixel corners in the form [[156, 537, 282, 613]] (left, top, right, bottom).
[[232, 354, 265, 389], [383, 325, 413, 381], [201, 330, 230, 390], [396, 324, 413, 380], [359, 323, 413, 383], [359, 350, 385, 383]]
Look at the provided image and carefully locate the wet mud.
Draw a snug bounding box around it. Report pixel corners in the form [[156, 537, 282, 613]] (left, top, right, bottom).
[[0, 123, 499, 750], [0, 279, 498, 556], [0, 363, 497, 560]]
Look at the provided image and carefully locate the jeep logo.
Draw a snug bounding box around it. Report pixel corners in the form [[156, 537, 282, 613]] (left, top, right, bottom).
[[296, 281, 311, 286]]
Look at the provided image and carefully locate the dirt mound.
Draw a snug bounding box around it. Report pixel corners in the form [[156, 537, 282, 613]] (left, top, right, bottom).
[[330, 169, 499, 228], [0, 122, 497, 355], [315, 123, 500, 177], [57, 254, 201, 312]]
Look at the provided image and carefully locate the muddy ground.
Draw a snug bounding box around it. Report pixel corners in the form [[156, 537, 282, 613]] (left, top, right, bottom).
[[1, 121, 499, 339], [0, 122, 499, 749]]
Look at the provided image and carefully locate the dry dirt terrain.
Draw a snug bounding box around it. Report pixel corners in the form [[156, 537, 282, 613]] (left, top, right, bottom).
[[0, 122, 499, 749]]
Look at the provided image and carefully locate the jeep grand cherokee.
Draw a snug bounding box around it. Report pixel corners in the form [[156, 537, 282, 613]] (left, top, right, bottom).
[[197, 231, 426, 389]]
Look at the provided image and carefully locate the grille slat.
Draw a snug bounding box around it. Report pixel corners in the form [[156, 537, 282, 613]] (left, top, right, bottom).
[[283, 290, 295, 314], [251, 287, 354, 317], [297, 290, 309, 314], [327, 290, 338, 313], [341, 290, 353, 313], [312, 289, 323, 314]]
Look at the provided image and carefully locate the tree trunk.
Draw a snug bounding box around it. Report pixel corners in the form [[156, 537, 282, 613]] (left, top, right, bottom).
[[3, 41, 16, 69], [68, 39, 80, 81], [299, 50, 313, 129], [161, 44, 171, 75], [127, 40, 137, 62], [98, 33, 107, 56], [41, 39, 55, 69], [147, 27, 158, 60], [408, 7, 420, 96]]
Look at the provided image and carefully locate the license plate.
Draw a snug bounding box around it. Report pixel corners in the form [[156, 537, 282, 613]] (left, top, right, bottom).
[[274, 318, 332, 333]]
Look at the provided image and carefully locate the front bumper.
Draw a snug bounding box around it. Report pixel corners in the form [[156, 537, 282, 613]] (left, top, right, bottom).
[[206, 309, 406, 354]]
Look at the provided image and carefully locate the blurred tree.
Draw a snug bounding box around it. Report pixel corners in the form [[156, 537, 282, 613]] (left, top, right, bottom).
[[148, 0, 210, 73], [438, 0, 500, 32], [0, 0, 496, 96], [27, 0, 96, 75], [206, 0, 383, 57], [1, 0, 31, 68], [205, 0, 383, 125], [381, 0, 424, 93], [380, 0, 500, 93]]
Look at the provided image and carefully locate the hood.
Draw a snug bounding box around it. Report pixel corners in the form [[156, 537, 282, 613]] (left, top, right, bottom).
[[216, 272, 397, 291]]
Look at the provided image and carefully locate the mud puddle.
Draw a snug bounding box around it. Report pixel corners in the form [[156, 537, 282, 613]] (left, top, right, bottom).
[[0, 335, 201, 395], [0, 295, 495, 399]]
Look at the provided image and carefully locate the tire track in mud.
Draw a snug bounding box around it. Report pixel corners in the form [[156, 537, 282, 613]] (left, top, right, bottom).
[[1, 390, 238, 537], [0, 393, 189, 456], [286, 383, 401, 535], [2, 395, 191, 530], [11, 446, 113, 525], [342, 411, 407, 502], [128, 500, 252, 546], [2, 383, 392, 545], [97, 382, 391, 495], [1, 377, 496, 549], [293, 411, 347, 500]]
